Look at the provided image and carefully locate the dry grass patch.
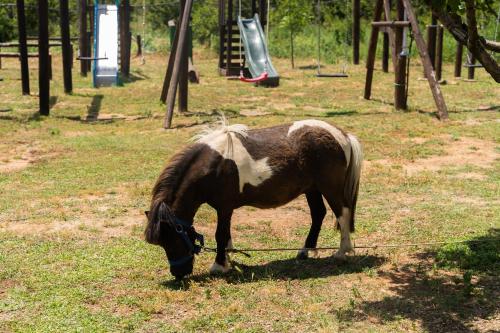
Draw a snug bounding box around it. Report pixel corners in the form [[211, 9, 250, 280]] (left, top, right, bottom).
[[0, 142, 52, 173], [403, 136, 498, 176]]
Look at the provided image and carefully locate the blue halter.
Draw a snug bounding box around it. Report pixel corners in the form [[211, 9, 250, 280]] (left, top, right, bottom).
[[167, 216, 205, 267]]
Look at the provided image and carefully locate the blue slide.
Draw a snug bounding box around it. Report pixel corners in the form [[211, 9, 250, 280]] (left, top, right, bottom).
[[237, 14, 279, 87]]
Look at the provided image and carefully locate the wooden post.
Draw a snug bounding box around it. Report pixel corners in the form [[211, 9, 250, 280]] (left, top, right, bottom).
[[259, 0, 266, 26], [38, 0, 50, 115], [402, 0, 448, 120], [383, 0, 397, 70], [218, 0, 225, 71], [394, 0, 407, 110], [16, 0, 30, 95], [226, 0, 233, 73], [352, 0, 360, 64], [364, 0, 384, 100], [382, 32, 389, 72], [160, 20, 180, 103], [454, 41, 463, 78], [120, 0, 131, 76], [467, 52, 475, 80], [136, 35, 142, 56], [88, 2, 93, 72], [426, 15, 437, 68], [178, 0, 188, 113], [435, 24, 443, 81], [59, 0, 73, 93], [164, 0, 193, 128], [79, 0, 88, 76]]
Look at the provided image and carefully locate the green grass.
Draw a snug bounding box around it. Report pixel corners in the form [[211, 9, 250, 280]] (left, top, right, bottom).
[[0, 50, 499, 332]]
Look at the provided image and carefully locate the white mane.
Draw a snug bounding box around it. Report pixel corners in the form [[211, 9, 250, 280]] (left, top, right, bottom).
[[193, 115, 248, 159]]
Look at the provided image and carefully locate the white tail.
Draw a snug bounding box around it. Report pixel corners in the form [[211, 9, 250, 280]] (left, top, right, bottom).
[[344, 134, 363, 232]]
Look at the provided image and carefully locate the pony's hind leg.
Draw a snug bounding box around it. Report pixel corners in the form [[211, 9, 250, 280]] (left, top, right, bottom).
[[297, 190, 326, 259], [320, 189, 354, 261], [210, 209, 233, 274], [334, 207, 354, 260]]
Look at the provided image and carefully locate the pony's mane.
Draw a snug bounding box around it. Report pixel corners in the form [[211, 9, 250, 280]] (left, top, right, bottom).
[[151, 145, 203, 207], [192, 114, 248, 159]]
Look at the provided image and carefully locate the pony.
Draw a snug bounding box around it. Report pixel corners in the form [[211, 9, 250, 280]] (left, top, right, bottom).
[[145, 118, 363, 279]]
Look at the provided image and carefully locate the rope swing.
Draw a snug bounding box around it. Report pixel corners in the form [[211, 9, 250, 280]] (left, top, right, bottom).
[[315, 0, 349, 78]]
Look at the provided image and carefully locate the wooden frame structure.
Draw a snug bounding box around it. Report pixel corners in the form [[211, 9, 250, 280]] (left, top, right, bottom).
[[364, 0, 448, 120], [218, 0, 267, 76]]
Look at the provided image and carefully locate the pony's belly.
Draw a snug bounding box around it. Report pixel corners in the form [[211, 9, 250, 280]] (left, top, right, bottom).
[[238, 180, 308, 209]]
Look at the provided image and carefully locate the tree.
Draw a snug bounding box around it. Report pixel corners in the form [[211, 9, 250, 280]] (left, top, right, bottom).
[[275, 0, 312, 68], [423, 0, 499, 82]]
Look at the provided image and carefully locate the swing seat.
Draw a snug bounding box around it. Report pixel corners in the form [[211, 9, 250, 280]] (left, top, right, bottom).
[[316, 73, 348, 78], [239, 71, 268, 83]]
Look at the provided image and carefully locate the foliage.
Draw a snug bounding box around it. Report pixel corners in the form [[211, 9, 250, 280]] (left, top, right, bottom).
[[0, 5, 15, 42], [273, 0, 312, 34], [191, 0, 218, 46]]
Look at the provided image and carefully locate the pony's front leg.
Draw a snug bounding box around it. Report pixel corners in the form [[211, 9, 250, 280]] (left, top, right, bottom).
[[297, 190, 326, 259], [210, 210, 233, 274]]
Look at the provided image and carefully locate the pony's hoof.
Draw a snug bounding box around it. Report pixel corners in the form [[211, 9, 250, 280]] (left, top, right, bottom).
[[333, 251, 348, 261], [296, 249, 309, 260], [209, 261, 231, 274], [297, 248, 319, 260]]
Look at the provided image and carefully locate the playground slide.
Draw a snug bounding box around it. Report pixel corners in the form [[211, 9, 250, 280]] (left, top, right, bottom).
[[237, 15, 279, 87], [93, 4, 119, 87]]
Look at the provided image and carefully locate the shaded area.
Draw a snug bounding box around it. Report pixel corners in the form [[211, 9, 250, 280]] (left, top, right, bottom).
[[162, 254, 386, 290], [121, 71, 149, 83], [49, 96, 57, 109], [85, 94, 104, 122], [354, 229, 499, 333]]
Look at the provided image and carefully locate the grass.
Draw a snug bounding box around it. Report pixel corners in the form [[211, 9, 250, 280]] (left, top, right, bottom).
[[0, 49, 499, 332]]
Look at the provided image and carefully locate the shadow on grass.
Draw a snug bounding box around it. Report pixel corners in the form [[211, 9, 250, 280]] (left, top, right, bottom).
[[122, 72, 149, 83], [161, 254, 386, 290], [354, 229, 499, 333], [85, 94, 104, 121]]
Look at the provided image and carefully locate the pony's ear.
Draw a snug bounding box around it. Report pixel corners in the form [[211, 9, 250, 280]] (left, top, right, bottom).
[[144, 202, 164, 245], [158, 202, 167, 221]]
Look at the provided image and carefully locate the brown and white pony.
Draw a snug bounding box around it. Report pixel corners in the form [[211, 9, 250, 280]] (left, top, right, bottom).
[[145, 118, 363, 279]]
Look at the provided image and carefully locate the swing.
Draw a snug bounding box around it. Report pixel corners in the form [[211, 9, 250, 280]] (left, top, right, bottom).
[[315, 0, 348, 78]]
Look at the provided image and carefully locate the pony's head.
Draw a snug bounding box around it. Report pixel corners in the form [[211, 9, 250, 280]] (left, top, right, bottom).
[[145, 201, 203, 279]]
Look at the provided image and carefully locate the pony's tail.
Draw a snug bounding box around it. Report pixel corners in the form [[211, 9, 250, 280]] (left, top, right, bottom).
[[344, 134, 363, 232]]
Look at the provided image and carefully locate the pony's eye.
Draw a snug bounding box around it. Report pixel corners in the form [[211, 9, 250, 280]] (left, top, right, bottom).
[[144, 211, 150, 218]]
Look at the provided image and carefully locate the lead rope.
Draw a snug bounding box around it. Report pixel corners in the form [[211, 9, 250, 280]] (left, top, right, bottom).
[[201, 238, 499, 256]]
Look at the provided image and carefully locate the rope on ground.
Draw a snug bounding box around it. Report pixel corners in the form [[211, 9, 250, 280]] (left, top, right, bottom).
[[203, 238, 499, 256]]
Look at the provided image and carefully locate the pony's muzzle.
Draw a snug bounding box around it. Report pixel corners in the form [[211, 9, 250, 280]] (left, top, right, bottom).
[[170, 257, 194, 279]]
